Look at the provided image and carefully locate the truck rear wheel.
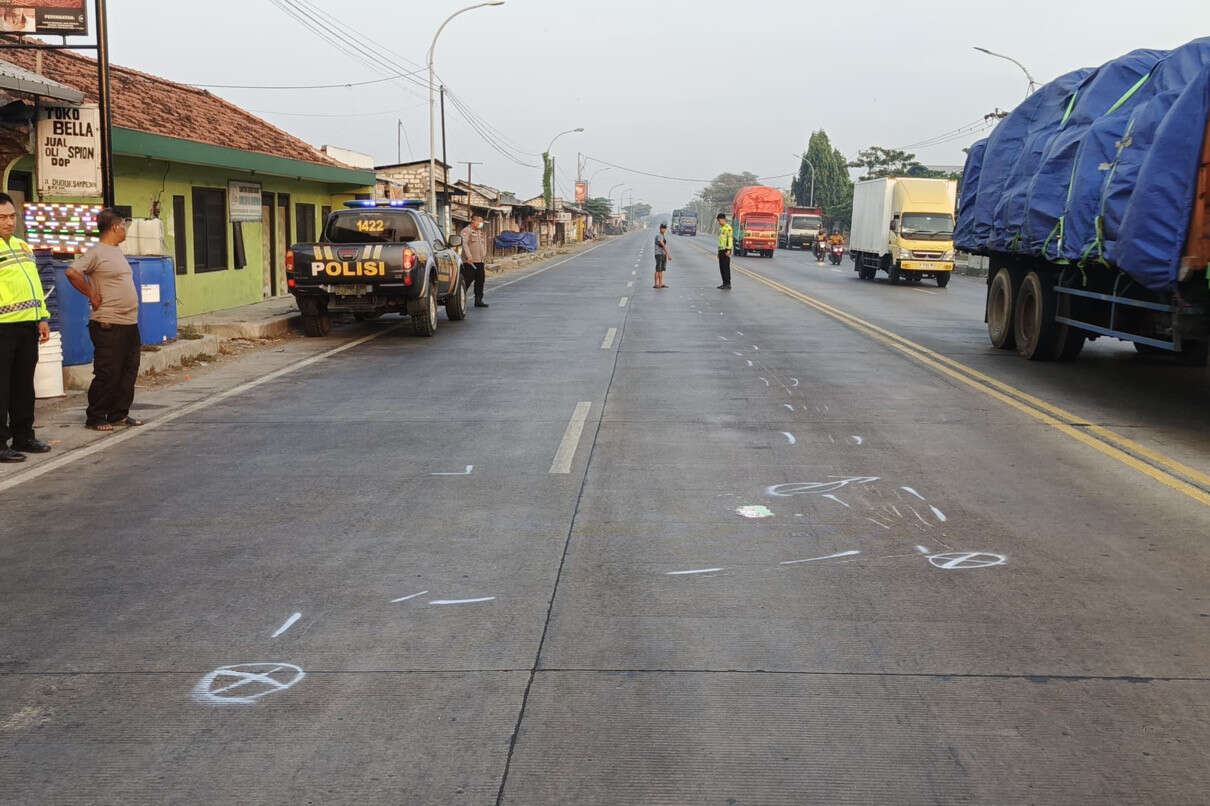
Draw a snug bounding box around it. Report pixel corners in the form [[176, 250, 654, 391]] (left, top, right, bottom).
[[1013, 271, 1061, 360], [410, 282, 438, 337], [301, 312, 331, 337], [987, 267, 1016, 349]]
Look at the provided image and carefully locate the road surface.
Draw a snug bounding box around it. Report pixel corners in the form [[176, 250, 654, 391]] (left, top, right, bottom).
[[3, 232, 1209, 804]]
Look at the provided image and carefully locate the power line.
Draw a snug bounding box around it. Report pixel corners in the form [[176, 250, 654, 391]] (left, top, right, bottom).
[[247, 101, 428, 118], [188, 75, 407, 90], [583, 155, 792, 185]]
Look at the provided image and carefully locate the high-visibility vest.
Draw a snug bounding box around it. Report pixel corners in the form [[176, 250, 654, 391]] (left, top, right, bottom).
[[718, 224, 733, 251], [0, 236, 49, 324]]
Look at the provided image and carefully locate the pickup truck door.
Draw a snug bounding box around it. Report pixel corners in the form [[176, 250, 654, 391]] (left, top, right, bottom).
[[423, 213, 458, 294]]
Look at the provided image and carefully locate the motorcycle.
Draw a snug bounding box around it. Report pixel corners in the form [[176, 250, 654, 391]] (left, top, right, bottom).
[[829, 243, 844, 265], [813, 240, 827, 261]]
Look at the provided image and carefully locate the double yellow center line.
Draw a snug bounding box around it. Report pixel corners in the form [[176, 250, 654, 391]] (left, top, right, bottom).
[[698, 239, 1210, 508]]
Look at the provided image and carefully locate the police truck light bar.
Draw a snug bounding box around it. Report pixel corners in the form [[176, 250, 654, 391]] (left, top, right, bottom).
[[343, 200, 426, 209]]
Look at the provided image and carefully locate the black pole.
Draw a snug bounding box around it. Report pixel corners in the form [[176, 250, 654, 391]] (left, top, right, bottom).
[[94, 0, 114, 207], [439, 85, 448, 234]]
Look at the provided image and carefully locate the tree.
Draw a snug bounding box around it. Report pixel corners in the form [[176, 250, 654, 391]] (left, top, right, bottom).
[[850, 146, 921, 180], [697, 171, 759, 213], [793, 130, 854, 232], [542, 152, 554, 208], [583, 196, 612, 222], [624, 202, 652, 221]]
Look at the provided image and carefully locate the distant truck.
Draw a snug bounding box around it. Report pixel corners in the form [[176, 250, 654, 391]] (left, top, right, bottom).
[[849, 177, 957, 287], [731, 186, 785, 257], [957, 39, 1210, 364], [288, 200, 467, 337], [778, 206, 823, 249], [671, 209, 698, 236]]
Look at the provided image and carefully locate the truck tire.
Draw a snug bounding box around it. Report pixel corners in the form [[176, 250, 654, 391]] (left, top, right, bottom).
[[301, 312, 331, 337], [888, 263, 902, 285], [986, 267, 1016, 349], [1013, 271, 1061, 360], [936, 272, 950, 288], [445, 276, 467, 321], [410, 282, 438, 337]]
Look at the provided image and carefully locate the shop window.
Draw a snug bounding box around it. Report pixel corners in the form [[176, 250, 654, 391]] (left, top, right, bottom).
[[172, 195, 187, 274], [192, 187, 228, 272], [296, 203, 316, 243]]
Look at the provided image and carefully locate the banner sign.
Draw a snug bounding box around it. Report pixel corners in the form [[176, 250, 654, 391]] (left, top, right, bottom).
[[36, 103, 101, 199], [0, 1, 88, 35], [228, 181, 263, 222], [574, 181, 587, 203]]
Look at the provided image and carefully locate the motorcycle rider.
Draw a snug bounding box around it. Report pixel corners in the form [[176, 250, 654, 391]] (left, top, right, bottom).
[[814, 225, 828, 259], [828, 229, 845, 247]]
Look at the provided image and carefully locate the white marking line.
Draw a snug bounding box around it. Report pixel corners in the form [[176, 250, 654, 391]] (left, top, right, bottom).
[[851, 435, 864, 445], [781, 432, 796, 445], [732, 351, 744, 357], [432, 465, 473, 476], [271, 613, 301, 638], [666, 567, 724, 576], [430, 597, 496, 605], [930, 505, 948, 522], [915, 546, 931, 554], [912, 288, 937, 295], [0, 238, 620, 494], [901, 486, 926, 501], [736, 331, 744, 335], [830, 268, 843, 273], [619, 296, 629, 307], [781, 550, 861, 566], [718, 335, 729, 341], [822, 494, 851, 509], [549, 401, 593, 474], [601, 327, 618, 349], [391, 590, 429, 603]]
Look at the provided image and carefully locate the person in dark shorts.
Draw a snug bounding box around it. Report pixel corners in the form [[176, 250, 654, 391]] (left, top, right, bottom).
[[654, 223, 670, 288]]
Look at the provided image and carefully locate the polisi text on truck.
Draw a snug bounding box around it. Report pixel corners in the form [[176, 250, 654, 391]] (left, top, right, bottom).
[[310, 260, 387, 278]]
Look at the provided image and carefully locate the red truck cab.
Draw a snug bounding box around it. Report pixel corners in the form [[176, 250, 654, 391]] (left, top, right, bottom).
[[731, 186, 786, 258]]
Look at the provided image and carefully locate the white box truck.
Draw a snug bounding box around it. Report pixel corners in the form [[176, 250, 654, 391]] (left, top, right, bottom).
[[849, 177, 958, 287]]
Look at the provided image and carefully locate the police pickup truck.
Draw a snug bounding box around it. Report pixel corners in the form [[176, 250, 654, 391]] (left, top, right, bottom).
[[287, 200, 467, 337]]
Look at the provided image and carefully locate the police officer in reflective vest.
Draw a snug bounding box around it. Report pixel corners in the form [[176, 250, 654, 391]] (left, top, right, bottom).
[[716, 213, 733, 289], [0, 192, 52, 463]]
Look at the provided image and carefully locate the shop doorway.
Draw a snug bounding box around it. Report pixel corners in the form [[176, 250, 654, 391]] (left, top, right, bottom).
[[261, 192, 275, 299]]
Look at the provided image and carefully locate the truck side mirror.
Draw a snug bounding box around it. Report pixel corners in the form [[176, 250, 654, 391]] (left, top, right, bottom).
[[448, 234, 463, 247]]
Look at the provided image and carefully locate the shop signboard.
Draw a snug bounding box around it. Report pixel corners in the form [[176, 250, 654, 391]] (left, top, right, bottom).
[[574, 182, 587, 203], [36, 103, 101, 199], [228, 181, 263, 222], [0, 1, 88, 35]]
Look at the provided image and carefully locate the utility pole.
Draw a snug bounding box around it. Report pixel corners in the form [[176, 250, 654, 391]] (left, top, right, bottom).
[[94, 0, 114, 207], [459, 161, 482, 222], [440, 86, 449, 234]]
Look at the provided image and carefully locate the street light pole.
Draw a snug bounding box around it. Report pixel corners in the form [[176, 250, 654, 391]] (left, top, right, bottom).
[[429, 2, 504, 216], [793, 153, 816, 207], [973, 46, 1039, 99], [542, 127, 584, 208]]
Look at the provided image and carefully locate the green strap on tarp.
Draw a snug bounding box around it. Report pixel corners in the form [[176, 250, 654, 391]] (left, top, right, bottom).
[[1106, 73, 1151, 115], [1042, 218, 1063, 259], [1059, 90, 1080, 128]]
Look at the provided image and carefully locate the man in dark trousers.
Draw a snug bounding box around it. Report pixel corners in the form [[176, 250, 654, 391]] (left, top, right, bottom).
[[459, 213, 490, 308], [0, 192, 52, 462], [716, 213, 733, 289], [65, 209, 144, 432]]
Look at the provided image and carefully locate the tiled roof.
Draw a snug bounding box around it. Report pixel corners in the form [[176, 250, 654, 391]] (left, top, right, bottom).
[[2, 44, 349, 170]]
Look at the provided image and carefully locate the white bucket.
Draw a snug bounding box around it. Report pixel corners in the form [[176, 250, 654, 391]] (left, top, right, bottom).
[[34, 331, 64, 399]]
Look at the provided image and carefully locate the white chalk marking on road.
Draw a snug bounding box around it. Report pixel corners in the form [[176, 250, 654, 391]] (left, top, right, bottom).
[[718, 335, 729, 341], [767, 477, 879, 497], [915, 546, 931, 554], [601, 328, 617, 349], [901, 486, 926, 501], [790, 378, 799, 387], [194, 663, 305, 705], [736, 331, 744, 335], [867, 518, 891, 530], [830, 268, 843, 273], [781, 550, 861, 566], [737, 505, 774, 519], [432, 465, 474, 476], [631, 270, 636, 276], [910, 507, 932, 527], [851, 435, 864, 445], [752, 344, 759, 350], [746, 360, 754, 367], [271, 613, 301, 638], [666, 567, 724, 576], [784, 404, 794, 411], [912, 288, 937, 295], [391, 590, 429, 603], [549, 401, 593, 474], [627, 280, 634, 287], [781, 432, 796, 445], [890, 504, 902, 518], [733, 351, 744, 356], [822, 494, 851, 509], [930, 505, 948, 522], [927, 552, 1005, 570], [429, 597, 496, 605], [758, 377, 770, 386], [619, 296, 629, 307]]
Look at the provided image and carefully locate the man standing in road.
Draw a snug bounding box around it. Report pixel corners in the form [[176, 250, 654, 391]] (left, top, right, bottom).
[[653, 223, 670, 289], [65, 209, 144, 432], [459, 213, 490, 308], [717, 213, 733, 289], [0, 192, 52, 463]]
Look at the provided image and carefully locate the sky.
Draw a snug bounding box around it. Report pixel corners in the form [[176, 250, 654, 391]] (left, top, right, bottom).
[[61, 0, 1210, 214]]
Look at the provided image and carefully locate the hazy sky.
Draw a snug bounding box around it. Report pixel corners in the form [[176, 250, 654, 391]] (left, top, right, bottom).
[[79, 0, 1210, 212]]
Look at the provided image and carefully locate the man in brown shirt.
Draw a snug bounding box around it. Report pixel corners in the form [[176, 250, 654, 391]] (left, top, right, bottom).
[[459, 214, 490, 308], [65, 209, 144, 431]]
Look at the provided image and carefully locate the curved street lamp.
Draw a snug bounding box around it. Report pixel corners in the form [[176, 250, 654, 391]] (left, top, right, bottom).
[[792, 153, 816, 207], [429, 2, 505, 220], [542, 127, 584, 207], [973, 46, 1038, 99]]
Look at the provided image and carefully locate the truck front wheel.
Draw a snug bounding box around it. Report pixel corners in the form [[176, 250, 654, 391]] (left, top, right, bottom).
[[1013, 271, 1061, 360], [888, 263, 902, 285], [987, 267, 1016, 349], [936, 272, 950, 288]]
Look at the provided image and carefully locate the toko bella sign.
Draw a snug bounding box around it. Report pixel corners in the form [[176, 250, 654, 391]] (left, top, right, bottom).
[[36, 104, 102, 199]]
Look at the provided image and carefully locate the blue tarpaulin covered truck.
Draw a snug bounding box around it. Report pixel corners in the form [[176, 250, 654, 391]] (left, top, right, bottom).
[[956, 39, 1210, 363]]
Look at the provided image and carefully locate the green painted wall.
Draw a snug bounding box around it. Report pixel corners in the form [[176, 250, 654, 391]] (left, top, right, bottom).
[[12, 153, 373, 317]]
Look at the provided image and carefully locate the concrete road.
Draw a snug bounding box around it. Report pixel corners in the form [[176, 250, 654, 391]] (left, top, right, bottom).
[[3, 232, 1209, 804]]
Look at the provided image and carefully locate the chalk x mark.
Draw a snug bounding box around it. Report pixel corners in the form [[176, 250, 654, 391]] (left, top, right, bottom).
[[194, 663, 305, 705], [781, 550, 861, 566], [928, 552, 1005, 570], [666, 567, 724, 576], [430, 597, 496, 605], [271, 613, 301, 638], [391, 590, 429, 603]]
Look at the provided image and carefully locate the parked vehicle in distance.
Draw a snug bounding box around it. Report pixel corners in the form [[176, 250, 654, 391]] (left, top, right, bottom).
[[849, 177, 957, 287], [778, 206, 823, 249], [829, 242, 845, 265], [671, 209, 699, 236], [731, 186, 784, 257], [287, 200, 467, 337], [956, 39, 1210, 364]]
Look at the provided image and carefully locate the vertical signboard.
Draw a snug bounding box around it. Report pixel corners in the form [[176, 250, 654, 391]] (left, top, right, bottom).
[[575, 181, 587, 204], [0, 1, 88, 35], [228, 181, 263, 222], [36, 104, 102, 199]]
